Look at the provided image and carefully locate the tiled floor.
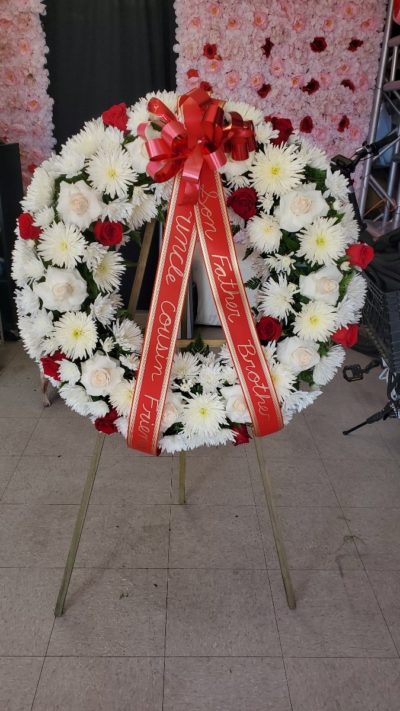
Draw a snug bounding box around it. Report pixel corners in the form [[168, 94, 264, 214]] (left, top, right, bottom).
[[0, 341, 400, 710]]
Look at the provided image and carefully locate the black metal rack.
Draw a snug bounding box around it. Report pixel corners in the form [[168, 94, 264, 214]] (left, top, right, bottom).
[[0, 142, 23, 335]]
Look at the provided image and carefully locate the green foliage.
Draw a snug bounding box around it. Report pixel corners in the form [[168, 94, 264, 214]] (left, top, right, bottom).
[[182, 334, 210, 357], [245, 276, 261, 290], [304, 166, 327, 192]]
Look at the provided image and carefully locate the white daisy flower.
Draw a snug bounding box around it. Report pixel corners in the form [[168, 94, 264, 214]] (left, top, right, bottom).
[[12, 240, 45, 286], [92, 251, 125, 292], [159, 432, 188, 453], [152, 179, 173, 204], [264, 254, 294, 274], [66, 119, 106, 158], [297, 138, 329, 170], [258, 193, 274, 214], [91, 293, 122, 326], [250, 144, 305, 196], [87, 400, 110, 418], [57, 181, 103, 230], [85, 243, 106, 271], [182, 427, 235, 451], [182, 393, 228, 437], [102, 126, 126, 151], [33, 207, 55, 228], [101, 199, 132, 223], [255, 122, 276, 144], [282, 389, 322, 424], [293, 301, 337, 341], [224, 101, 264, 126], [22, 166, 54, 213], [222, 155, 254, 183], [248, 214, 282, 253], [297, 217, 346, 265], [115, 416, 128, 438], [268, 360, 296, 402], [198, 363, 223, 393], [127, 97, 149, 136], [313, 345, 345, 385], [55, 312, 98, 360], [112, 319, 143, 352], [221, 365, 237, 385], [120, 352, 140, 371], [87, 147, 137, 198], [59, 383, 91, 416], [259, 275, 298, 321], [38, 222, 86, 269], [324, 168, 350, 202], [129, 187, 158, 229], [335, 273, 367, 327], [58, 359, 80, 384], [19, 310, 55, 360], [171, 352, 201, 380], [52, 149, 86, 178], [341, 203, 360, 243], [15, 284, 40, 316], [100, 337, 115, 354]]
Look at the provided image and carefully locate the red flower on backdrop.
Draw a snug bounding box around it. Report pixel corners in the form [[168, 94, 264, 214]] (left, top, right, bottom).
[[27, 163, 37, 175], [232, 424, 251, 446], [203, 43, 219, 59], [262, 38, 274, 58], [227, 187, 258, 220], [40, 351, 67, 381], [338, 114, 350, 132], [301, 78, 320, 95], [256, 316, 283, 342], [187, 68, 199, 79], [18, 212, 41, 239], [200, 80, 212, 92], [257, 83, 271, 98], [93, 220, 123, 246], [310, 36, 327, 52], [346, 243, 375, 269], [266, 116, 294, 145], [332, 324, 359, 348], [300, 116, 314, 133], [348, 38, 363, 51], [94, 408, 119, 435], [102, 103, 128, 132], [341, 79, 355, 91]]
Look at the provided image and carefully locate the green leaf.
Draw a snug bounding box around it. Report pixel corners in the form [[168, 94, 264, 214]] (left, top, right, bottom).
[[243, 246, 254, 260], [182, 334, 210, 357], [245, 276, 261, 290]]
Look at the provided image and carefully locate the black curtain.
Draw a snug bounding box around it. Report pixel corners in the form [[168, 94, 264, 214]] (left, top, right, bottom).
[[42, 0, 176, 308]]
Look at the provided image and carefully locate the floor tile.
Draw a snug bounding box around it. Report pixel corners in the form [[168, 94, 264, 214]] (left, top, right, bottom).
[[33, 657, 164, 711], [248, 415, 320, 461], [0, 568, 59, 655], [24, 415, 97, 458], [374, 419, 400, 460], [0, 657, 44, 711], [0, 503, 77, 567], [169, 505, 265, 569], [0, 418, 38, 456], [2, 455, 91, 504], [76, 504, 170, 568], [92, 454, 172, 505], [369, 571, 400, 652], [0, 455, 19, 498], [171, 455, 253, 505], [48, 568, 167, 656], [323, 458, 400, 507], [249, 457, 337, 508], [166, 569, 280, 656], [304, 409, 392, 461], [344, 507, 400, 570], [0, 381, 44, 419], [163, 657, 291, 711], [286, 657, 400, 711], [270, 569, 396, 657]]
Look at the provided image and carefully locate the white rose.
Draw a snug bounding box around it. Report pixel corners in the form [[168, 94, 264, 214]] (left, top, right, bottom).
[[277, 184, 328, 232], [277, 337, 320, 375], [34, 267, 88, 312], [161, 393, 184, 433], [221, 385, 250, 424], [80, 353, 124, 397], [57, 180, 103, 230], [299, 265, 342, 305]]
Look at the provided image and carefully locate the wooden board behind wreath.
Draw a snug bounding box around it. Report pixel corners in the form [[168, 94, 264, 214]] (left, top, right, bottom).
[[174, 0, 386, 160]]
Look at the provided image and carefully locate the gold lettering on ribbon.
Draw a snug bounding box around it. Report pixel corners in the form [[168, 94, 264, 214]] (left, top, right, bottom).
[[198, 185, 218, 242], [211, 254, 241, 323], [166, 214, 192, 285], [152, 300, 176, 382], [238, 340, 272, 418], [138, 394, 159, 439]]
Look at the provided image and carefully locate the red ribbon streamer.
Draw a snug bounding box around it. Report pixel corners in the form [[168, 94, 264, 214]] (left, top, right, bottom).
[[127, 90, 283, 454]]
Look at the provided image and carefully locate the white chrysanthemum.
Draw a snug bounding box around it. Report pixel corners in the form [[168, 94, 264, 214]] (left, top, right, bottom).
[[259, 275, 298, 321], [182, 393, 227, 436], [181, 427, 235, 451], [19, 310, 55, 360], [147, 90, 178, 116], [159, 432, 188, 453], [125, 137, 149, 174], [222, 155, 254, 183], [57, 181, 103, 230], [224, 101, 264, 126], [115, 416, 128, 438], [65, 119, 106, 158], [171, 352, 201, 380], [58, 359, 80, 384], [22, 166, 54, 213], [324, 168, 350, 202], [220, 365, 238, 386], [100, 337, 115, 354], [15, 284, 40, 316], [268, 361, 296, 402], [221, 384, 250, 424], [92, 251, 125, 292], [33, 207, 55, 228], [264, 254, 294, 274], [297, 217, 346, 265], [248, 214, 282, 254], [251, 144, 305, 196], [152, 179, 173, 204], [198, 363, 223, 393], [255, 122, 276, 144], [160, 392, 184, 433], [12, 239, 45, 286], [112, 319, 143, 353], [297, 138, 329, 170], [87, 400, 110, 418], [120, 352, 140, 371], [313, 345, 345, 385], [55, 312, 98, 360], [37, 223, 86, 268], [340, 203, 360, 244], [259, 193, 274, 214], [127, 97, 149, 136], [335, 273, 367, 327], [102, 126, 125, 151], [294, 301, 337, 341], [218, 344, 233, 366], [101, 199, 132, 223], [129, 187, 158, 229], [34, 267, 88, 312], [282, 389, 322, 424], [87, 147, 137, 198], [91, 293, 122, 326], [85, 243, 106, 271], [53, 149, 86, 178], [59, 383, 91, 416]]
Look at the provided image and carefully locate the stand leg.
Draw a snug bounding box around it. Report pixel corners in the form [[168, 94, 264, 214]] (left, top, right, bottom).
[[253, 436, 296, 610], [54, 432, 106, 617], [178, 451, 186, 505]]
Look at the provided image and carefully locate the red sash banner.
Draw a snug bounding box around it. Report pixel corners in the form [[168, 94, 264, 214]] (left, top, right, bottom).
[[127, 89, 283, 454]]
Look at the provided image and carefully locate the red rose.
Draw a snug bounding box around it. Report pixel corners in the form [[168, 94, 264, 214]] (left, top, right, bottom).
[[102, 103, 128, 132], [261, 38, 274, 58], [300, 116, 313, 133], [18, 212, 41, 240], [232, 424, 251, 446], [338, 115, 350, 132], [256, 316, 283, 342], [331, 324, 359, 348], [94, 408, 119, 435], [348, 38, 363, 52], [187, 68, 199, 78], [301, 78, 320, 95], [93, 220, 123, 246], [203, 43, 219, 59], [341, 79, 355, 92], [227, 187, 258, 220], [257, 83, 271, 98], [346, 243, 374, 269], [265, 116, 294, 145], [310, 36, 327, 52], [200, 80, 212, 92], [40, 351, 67, 381]]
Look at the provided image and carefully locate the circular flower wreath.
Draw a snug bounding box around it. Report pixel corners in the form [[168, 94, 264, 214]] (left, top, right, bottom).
[[12, 92, 373, 453]]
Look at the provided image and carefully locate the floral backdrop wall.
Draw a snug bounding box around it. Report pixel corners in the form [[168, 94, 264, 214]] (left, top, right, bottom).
[[0, 0, 54, 187], [174, 0, 386, 162]]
